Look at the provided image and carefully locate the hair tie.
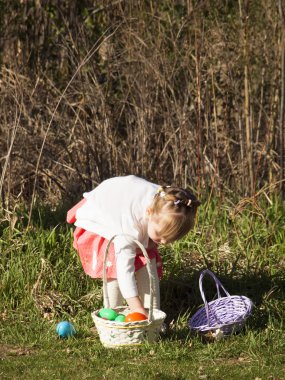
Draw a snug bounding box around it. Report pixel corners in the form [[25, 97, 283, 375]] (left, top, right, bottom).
[[173, 199, 192, 207]]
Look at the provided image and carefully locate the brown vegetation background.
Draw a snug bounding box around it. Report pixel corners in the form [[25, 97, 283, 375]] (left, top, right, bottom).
[[0, 0, 284, 212]]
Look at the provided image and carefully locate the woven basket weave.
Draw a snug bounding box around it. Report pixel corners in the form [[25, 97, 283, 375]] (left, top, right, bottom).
[[189, 270, 253, 337], [91, 234, 166, 348]]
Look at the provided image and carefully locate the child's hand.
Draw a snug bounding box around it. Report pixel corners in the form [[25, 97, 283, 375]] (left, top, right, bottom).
[[126, 296, 148, 317], [132, 307, 149, 317]]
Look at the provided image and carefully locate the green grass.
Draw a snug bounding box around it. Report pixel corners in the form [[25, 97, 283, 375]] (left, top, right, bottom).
[[1, 196, 285, 379]]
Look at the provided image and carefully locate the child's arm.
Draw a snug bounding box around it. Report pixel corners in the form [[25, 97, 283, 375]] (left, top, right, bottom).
[[116, 241, 148, 316]]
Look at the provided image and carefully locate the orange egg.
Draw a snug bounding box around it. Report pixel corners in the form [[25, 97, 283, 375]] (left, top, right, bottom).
[[125, 312, 147, 322]]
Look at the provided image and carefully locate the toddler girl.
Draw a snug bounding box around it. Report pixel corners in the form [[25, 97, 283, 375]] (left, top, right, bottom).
[[67, 175, 200, 316]]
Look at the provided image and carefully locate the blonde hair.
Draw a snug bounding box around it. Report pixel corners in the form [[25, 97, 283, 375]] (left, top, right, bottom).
[[150, 186, 201, 243]]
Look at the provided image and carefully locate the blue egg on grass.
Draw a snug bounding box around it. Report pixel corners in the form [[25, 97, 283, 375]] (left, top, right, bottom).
[[56, 321, 76, 338]]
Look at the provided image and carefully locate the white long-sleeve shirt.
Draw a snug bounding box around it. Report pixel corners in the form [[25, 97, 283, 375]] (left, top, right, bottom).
[[74, 175, 159, 298]]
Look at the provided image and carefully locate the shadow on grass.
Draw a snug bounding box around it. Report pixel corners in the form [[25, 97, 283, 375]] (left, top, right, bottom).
[[160, 269, 285, 332]]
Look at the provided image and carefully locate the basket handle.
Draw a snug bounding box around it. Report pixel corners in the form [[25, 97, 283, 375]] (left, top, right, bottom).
[[102, 234, 155, 323], [199, 269, 231, 325]]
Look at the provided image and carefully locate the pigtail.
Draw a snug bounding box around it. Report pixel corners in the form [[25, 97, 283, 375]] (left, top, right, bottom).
[[156, 185, 201, 209]]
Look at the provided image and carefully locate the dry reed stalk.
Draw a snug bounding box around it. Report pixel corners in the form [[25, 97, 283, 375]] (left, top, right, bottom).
[[278, 0, 285, 199], [194, 29, 203, 194], [0, 99, 21, 211], [239, 0, 254, 195], [210, 68, 221, 194]]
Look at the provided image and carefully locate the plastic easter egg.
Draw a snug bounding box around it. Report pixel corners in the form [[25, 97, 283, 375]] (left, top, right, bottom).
[[98, 308, 118, 321], [56, 321, 76, 338], [125, 312, 147, 322], [115, 314, 126, 322]]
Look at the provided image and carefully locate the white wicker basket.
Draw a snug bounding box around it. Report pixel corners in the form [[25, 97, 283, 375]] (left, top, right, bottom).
[[91, 235, 166, 348]]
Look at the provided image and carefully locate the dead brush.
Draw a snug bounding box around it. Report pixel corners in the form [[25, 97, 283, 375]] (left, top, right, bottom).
[[0, 1, 284, 216]]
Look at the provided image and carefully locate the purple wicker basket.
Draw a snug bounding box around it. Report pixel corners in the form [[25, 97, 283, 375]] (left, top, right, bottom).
[[189, 270, 253, 336]]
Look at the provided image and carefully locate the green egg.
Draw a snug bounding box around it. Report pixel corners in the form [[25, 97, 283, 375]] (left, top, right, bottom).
[[115, 314, 126, 322], [98, 308, 118, 321]]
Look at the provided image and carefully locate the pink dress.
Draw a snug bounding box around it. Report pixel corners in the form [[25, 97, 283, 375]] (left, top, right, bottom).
[[67, 199, 163, 279]]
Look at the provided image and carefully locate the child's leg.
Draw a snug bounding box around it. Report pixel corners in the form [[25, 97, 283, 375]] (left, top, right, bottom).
[[106, 279, 124, 308], [135, 258, 160, 309]]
